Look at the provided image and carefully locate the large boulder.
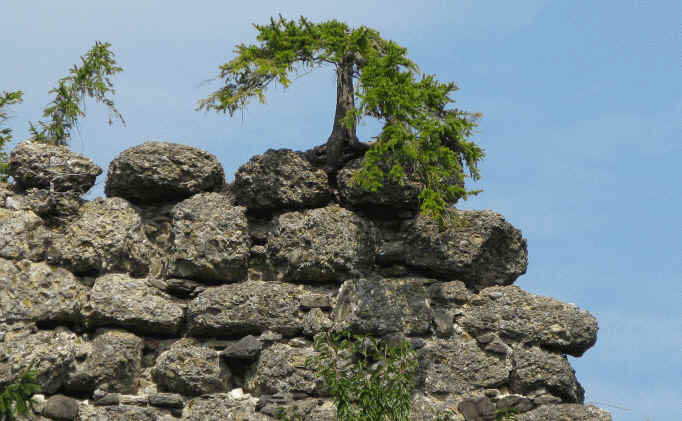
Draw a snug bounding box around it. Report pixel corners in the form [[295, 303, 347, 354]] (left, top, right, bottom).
[[510, 345, 584, 403], [266, 205, 377, 283], [333, 277, 433, 337], [460, 286, 599, 357], [233, 149, 331, 213], [0, 258, 86, 325], [182, 392, 269, 421], [244, 342, 323, 396], [0, 327, 85, 394], [47, 197, 154, 276], [0, 209, 50, 261], [377, 210, 528, 290], [8, 141, 102, 193], [82, 274, 185, 336], [167, 192, 250, 283], [63, 329, 144, 394], [152, 338, 230, 396], [416, 338, 511, 395], [187, 280, 303, 337], [105, 141, 225, 204], [516, 404, 613, 421]]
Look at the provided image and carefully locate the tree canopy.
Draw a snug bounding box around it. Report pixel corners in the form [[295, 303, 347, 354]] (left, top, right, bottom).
[[199, 15, 485, 222]]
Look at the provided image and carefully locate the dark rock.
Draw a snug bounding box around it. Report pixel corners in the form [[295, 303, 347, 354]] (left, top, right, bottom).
[[82, 274, 185, 336], [516, 403, 612, 421], [300, 293, 331, 310], [221, 335, 262, 362], [266, 204, 377, 283], [9, 141, 102, 193], [168, 192, 250, 282], [63, 329, 144, 394], [457, 396, 496, 421], [427, 280, 472, 305], [433, 309, 454, 338], [496, 394, 534, 413], [105, 141, 225, 204], [47, 197, 154, 277], [43, 394, 79, 420], [148, 392, 184, 409], [333, 277, 433, 336], [187, 280, 302, 337], [461, 286, 599, 357], [379, 210, 528, 290], [233, 148, 331, 213]]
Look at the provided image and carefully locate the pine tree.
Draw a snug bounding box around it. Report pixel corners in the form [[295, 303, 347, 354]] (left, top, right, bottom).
[[199, 15, 485, 221], [0, 90, 24, 182]]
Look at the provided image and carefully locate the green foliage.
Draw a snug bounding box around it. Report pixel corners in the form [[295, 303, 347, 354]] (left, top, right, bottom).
[[279, 331, 418, 421], [0, 90, 24, 182], [0, 364, 40, 421], [29, 41, 125, 146], [200, 15, 485, 224]]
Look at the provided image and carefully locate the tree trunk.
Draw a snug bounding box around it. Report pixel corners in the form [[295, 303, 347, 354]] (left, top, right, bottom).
[[325, 57, 367, 172]]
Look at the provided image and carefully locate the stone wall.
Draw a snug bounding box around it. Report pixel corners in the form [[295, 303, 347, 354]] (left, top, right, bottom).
[[0, 141, 612, 420]]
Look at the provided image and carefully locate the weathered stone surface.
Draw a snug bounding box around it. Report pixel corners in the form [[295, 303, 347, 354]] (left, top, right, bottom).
[[457, 396, 496, 421], [495, 394, 534, 413], [0, 209, 49, 261], [9, 141, 102, 193], [266, 205, 377, 283], [220, 335, 262, 362], [82, 274, 185, 336], [378, 210, 527, 290], [336, 157, 422, 215], [47, 197, 154, 276], [43, 394, 80, 420], [516, 404, 613, 421], [0, 258, 86, 325], [18, 188, 83, 220], [233, 148, 331, 212], [182, 393, 269, 421], [63, 329, 144, 394], [105, 141, 225, 204], [152, 338, 230, 396], [510, 345, 584, 403], [0, 327, 84, 394], [410, 393, 464, 421], [461, 286, 599, 357], [245, 342, 322, 396], [188, 280, 302, 337], [333, 277, 433, 336], [168, 192, 250, 282], [416, 338, 511, 395], [147, 392, 184, 409], [427, 280, 472, 305], [302, 308, 333, 338], [76, 404, 164, 421]]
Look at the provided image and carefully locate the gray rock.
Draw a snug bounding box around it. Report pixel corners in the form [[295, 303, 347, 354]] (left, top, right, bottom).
[[495, 394, 534, 413], [9, 141, 102, 193], [266, 205, 377, 283], [302, 308, 333, 338], [82, 274, 185, 336], [43, 394, 80, 420], [0, 327, 85, 394], [336, 157, 422, 215], [245, 342, 323, 396], [221, 335, 262, 362], [47, 197, 154, 276], [152, 338, 230, 396], [0, 208, 49, 261], [300, 293, 332, 310], [63, 329, 144, 394], [379, 210, 528, 290], [433, 309, 454, 338], [417, 338, 511, 395], [461, 286, 599, 357], [76, 404, 163, 421], [181, 393, 269, 421], [510, 345, 584, 403], [148, 393, 184, 409], [457, 396, 496, 421], [233, 148, 331, 212], [20, 188, 83, 220], [516, 404, 613, 421], [427, 280, 472, 305], [187, 280, 303, 337], [0, 258, 86, 325], [333, 277, 433, 336], [168, 192, 250, 282], [105, 141, 225, 204]]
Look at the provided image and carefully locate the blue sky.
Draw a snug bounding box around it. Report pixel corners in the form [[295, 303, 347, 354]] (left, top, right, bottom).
[[2, 1, 679, 420]]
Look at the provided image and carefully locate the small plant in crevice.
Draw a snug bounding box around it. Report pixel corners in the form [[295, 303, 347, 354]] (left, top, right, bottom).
[[0, 363, 41, 421]]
